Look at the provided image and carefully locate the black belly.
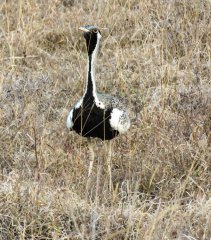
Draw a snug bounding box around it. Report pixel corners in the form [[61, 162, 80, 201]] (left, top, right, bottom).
[[72, 102, 119, 140]]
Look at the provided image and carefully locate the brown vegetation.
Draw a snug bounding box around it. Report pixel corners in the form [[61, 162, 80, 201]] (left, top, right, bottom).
[[0, 0, 211, 239]]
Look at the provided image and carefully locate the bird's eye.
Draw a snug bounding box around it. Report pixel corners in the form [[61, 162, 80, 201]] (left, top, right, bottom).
[[93, 29, 98, 33]]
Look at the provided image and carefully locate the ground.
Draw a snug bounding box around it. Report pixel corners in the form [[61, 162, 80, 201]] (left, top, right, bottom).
[[0, 0, 211, 239]]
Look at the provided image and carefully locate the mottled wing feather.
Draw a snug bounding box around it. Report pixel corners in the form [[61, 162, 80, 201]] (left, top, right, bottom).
[[97, 93, 126, 110]]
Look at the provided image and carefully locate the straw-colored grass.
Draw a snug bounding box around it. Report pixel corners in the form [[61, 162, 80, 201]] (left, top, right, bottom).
[[0, 0, 210, 239]]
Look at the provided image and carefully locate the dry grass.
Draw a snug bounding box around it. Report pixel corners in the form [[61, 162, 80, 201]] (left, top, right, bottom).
[[0, 0, 211, 239]]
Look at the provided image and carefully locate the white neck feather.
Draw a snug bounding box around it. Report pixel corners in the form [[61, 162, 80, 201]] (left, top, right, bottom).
[[90, 32, 101, 100], [83, 32, 104, 108]]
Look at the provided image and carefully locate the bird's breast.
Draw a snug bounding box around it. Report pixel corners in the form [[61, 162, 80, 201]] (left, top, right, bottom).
[[72, 103, 119, 140]]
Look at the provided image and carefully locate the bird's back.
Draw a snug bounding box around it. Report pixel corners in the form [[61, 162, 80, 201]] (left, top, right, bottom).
[[97, 92, 130, 134], [97, 93, 127, 110]]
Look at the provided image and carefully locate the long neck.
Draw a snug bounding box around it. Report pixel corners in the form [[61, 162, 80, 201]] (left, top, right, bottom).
[[84, 54, 96, 98], [83, 35, 100, 101]]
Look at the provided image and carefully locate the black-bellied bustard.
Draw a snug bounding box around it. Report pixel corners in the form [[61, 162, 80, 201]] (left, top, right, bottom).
[[67, 25, 130, 191]]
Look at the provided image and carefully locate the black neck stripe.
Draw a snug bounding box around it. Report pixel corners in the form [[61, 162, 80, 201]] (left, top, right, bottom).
[[84, 54, 94, 100]]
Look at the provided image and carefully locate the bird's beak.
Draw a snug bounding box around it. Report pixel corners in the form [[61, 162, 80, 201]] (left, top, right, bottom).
[[79, 26, 90, 32]]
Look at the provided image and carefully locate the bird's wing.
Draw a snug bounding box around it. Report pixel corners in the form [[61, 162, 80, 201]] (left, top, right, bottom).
[[97, 93, 126, 110]]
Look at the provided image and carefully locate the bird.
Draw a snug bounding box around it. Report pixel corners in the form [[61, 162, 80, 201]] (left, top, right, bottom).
[[67, 25, 130, 191]]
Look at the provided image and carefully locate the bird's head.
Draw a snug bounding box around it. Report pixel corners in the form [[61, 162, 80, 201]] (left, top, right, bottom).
[[79, 25, 101, 56]]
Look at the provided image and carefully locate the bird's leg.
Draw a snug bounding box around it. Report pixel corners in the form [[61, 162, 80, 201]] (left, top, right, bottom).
[[95, 155, 102, 204], [88, 139, 95, 177], [107, 140, 113, 192], [86, 139, 95, 200]]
